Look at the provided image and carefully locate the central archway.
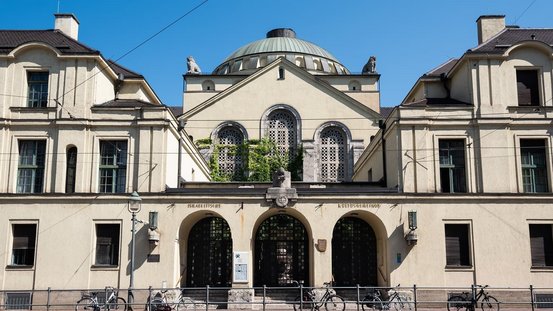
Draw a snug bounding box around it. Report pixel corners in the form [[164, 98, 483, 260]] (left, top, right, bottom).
[[332, 217, 377, 286], [254, 214, 309, 286], [186, 217, 232, 287]]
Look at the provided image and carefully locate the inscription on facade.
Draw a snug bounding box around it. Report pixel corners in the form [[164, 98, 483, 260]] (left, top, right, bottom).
[[187, 203, 221, 208], [338, 203, 381, 208]]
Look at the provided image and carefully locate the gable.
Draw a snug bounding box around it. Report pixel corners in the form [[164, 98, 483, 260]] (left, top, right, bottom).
[[182, 59, 380, 142]]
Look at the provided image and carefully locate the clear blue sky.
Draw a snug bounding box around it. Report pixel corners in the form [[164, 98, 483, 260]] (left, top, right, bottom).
[[2, 0, 552, 107]]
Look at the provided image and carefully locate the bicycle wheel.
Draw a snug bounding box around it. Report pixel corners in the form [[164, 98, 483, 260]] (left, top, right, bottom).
[[480, 296, 499, 311], [75, 298, 97, 311], [176, 297, 196, 311], [324, 295, 345, 311], [361, 295, 382, 311], [294, 295, 314, 311], [448, 295, 470, 311], [108, 297, 127, 311]]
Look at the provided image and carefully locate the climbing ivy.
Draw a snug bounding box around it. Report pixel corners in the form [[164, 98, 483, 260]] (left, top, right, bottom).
[[197, 137, 303, 182]]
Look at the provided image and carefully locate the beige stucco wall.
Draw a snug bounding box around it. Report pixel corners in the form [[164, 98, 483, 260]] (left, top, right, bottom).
[[1, 194, 551, 291]]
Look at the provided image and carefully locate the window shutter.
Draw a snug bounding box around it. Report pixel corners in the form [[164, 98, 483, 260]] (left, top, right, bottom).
[[446, 235, 461, 266], [530, 224, 553, 267], [445, 224, 470, 266]]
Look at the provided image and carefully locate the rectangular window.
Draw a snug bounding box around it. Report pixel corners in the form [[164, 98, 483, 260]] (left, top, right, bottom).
[[521, 139, 548, 193], [517, 70, 540, 106], [95, 224, 120, 266], [11, 224, 37, 266], [17, 140, 46, 193], [439, 139, 467, 193], [445, 224, 471, 267], [27, 71, 49, 108], [99, 141, 127, 193], [529, 224, 553, 267], [5, 292, 32, 310]]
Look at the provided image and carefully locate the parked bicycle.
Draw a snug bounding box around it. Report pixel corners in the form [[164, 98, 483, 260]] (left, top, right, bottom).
[[146, 288, 196, 311], [361, 284, 412, 311], [292, 281, 345, 311], [447, 285, 499, 311], [75, 286, 127, 311]]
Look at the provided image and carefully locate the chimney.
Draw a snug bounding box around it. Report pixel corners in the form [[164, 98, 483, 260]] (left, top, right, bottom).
[[54, 13, 80, 40], [476, 15, 505, 44]]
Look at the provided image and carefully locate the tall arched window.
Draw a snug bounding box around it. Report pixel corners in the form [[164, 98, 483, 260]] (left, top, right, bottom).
[[267, 109, 297, 160], [217, 126, 244, 179], [319, 126, 346, 182], [65, 146, 77, 193]]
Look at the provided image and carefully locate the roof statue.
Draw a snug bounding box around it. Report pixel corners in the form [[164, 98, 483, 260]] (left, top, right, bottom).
[[186, 56, 201, 74], [362, 56, 377, 74]]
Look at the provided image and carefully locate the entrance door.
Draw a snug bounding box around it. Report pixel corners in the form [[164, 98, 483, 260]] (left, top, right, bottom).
[[332, 217, 377, 286], [186, 217, 232, 287], [254, 214, 308, 286]]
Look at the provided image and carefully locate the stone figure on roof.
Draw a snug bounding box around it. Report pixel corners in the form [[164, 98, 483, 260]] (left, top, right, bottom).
[[362, 56, 377, 74], [187, 56, 201, 74]]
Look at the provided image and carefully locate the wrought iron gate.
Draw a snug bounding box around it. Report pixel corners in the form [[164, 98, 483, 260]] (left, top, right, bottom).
[[187, 217, 232, 287], [332, 217, 377, 286], [254, 214, 308, 287]]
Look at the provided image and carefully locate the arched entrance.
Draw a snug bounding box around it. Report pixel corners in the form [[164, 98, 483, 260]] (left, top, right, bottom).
[[332, 217, 377, 286], [254, 214, 309, 286], [186, 217, 232, 287]]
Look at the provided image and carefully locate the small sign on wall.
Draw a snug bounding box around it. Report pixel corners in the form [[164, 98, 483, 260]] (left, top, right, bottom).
[[233, 251, 249, 283]]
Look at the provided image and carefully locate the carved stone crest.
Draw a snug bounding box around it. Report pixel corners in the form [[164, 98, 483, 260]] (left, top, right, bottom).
[[266, 168, 297, 208]]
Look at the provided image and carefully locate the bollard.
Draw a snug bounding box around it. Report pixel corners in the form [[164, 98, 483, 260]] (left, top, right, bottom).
[[46, 287, 51, 311], [205, 285, 209, 311], [148, 286, 152, 311]]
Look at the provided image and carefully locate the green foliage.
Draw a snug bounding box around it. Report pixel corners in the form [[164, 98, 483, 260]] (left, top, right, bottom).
[[195, 138, 212, 150], [202, 137, 303, 182]]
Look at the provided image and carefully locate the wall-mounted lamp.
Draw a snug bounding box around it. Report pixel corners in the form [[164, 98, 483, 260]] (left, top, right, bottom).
[[405, 210, 418, 246], [148, 210, 160, 245]]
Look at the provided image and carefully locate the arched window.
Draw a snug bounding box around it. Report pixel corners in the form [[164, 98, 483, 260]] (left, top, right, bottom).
[[65, 146, 77, 193], [187, 217, 232, 287], [319, 126, 347, 182], [217, 126, 244, 179], [267, 109, 297, 160], [202, 80, 215, 91]]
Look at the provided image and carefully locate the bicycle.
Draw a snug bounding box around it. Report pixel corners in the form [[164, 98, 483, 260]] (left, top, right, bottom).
[[361, 284, 412, 311], [75, 286, 127, 311], [447, 285, 499, 311], [292, 281, 345, 311], [147, 288, 196, 311]]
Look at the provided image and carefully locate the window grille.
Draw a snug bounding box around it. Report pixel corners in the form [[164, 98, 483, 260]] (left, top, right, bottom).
[[5, 292, 32, 310], [254, 214, 308, 287], [17, 140, 46, 194], [217, 126, 244, 179], [267, 110, 297, 160], [332, 217, 377, 286], [27, 71, 48, 107], [187, 217, 232, 287], [320, 127, 346, 182], [535, 294, 553, 309], [99, 141, 127, 193]]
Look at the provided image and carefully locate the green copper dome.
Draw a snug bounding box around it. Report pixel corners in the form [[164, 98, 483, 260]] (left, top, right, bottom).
[[214, 28, 349, 75]]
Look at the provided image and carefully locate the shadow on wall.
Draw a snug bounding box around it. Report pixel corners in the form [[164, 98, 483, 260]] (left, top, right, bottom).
[[126, 224, 150, 276], [388, 224, 414, 275]]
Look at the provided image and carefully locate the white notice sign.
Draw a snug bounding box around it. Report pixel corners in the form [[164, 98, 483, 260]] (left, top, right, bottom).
[[233, 251, 249, 283]]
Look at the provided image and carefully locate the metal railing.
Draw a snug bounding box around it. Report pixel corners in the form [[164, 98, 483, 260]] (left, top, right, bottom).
[[0, 285, 552, 310]]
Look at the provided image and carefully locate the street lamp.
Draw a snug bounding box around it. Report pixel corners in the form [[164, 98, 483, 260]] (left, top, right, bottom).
[[127, 191, 142, 310]]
